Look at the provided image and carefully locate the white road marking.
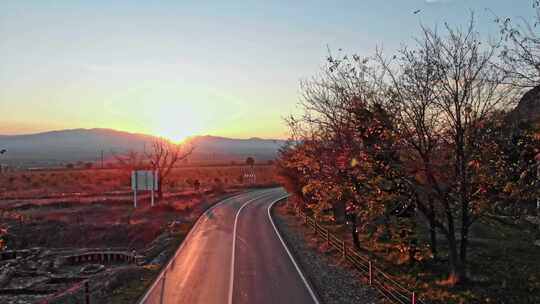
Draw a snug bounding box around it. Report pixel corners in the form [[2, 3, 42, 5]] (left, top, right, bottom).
[[138, 189, 274, 304], [227, 190, 278, 304], [267, 196, 321, 304]]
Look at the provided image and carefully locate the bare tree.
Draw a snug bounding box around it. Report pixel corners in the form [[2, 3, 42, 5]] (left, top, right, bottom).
[[497, 0, 540, 87], [380, 17, 515, 283], [285, 50, 400, 250], [113, 150, 146, 171], [147, 139, 194, 200]]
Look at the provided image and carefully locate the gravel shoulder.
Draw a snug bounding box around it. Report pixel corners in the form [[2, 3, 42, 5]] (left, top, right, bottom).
[[271, 202, 382, 304]]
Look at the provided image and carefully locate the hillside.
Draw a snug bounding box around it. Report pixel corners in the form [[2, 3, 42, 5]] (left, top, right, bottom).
[[510, 85, 540, 123], [0, 129, 286, 168]]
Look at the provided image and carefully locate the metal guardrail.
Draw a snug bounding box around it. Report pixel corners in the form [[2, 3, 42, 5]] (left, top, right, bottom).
[[296, 208, 426, 304]]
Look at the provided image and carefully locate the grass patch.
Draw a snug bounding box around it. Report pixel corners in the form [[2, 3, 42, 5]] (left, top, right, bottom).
[[289, 202, 540, 303], [108, 268, 158, 304]]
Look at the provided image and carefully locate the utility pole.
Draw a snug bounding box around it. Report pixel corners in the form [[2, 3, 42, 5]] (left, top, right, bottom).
[[0, 149, 6, 174], [100, 150, 104, 169]]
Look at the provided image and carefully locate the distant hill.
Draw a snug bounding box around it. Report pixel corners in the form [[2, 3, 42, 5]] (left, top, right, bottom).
[[185, 135, 285, 161], [509, 85, 540, 123], [0, 128, 286, 168]]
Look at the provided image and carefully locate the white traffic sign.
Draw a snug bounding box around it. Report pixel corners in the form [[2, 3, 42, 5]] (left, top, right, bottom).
[[131, 170, 158, 208], [132, 170, 158, 191]]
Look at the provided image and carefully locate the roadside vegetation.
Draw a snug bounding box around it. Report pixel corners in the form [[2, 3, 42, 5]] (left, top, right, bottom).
[[0, 160, 274, 303], [0, 164, 274, 200], [275, 5, 540, 303]]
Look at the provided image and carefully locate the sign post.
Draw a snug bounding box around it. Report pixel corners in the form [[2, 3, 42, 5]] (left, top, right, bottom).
[[151, 171, 158, 207], [131, 171, 138, 208], [131, 170, 158, 208], [134, 184, 138, 208], [151, 183, 154, 208]]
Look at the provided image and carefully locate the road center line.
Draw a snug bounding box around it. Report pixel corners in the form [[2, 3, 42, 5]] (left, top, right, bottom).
[[138, 189, 272, 304], [267, 196, 321, 304], [227, 190, 277, 304]]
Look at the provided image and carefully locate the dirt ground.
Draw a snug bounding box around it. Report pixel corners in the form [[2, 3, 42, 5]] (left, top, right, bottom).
[[1, 190, 237, 250], [0, 164, 276, 304]]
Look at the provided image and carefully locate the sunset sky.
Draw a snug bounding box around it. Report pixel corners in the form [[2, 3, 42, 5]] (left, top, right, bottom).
[[0, 0, 534, 141]]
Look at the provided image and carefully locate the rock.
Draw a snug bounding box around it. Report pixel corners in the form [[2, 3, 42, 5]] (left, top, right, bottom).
[[38, 260, 53, 273], [80, 264, 105, 275], [525, 216, 540, 226], [525, 216, 540, 232], [24, 260, 38, 271], [149, 251, 169, 266], [53, 256, 67, 269], [29, 248, 42, 256], [510, 85, 540, 122], [39, 249, 53, 258], [0, 267, 14, 287]]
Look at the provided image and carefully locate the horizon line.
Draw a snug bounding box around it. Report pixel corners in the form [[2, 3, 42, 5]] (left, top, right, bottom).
[[0, 127, 288, 141]]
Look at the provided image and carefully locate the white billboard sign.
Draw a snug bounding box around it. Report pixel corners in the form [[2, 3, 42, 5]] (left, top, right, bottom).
[[131, 170, 158, 191], [131, 170, 158, 208]]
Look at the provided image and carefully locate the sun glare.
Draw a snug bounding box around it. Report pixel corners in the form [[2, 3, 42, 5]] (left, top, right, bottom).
[[151, 104, 205, 143]]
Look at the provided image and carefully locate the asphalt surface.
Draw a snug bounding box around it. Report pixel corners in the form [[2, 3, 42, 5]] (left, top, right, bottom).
[[139, 188, 319, 304]]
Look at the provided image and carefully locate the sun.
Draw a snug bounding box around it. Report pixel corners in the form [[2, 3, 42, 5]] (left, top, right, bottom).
[[154, 118, 204, 143], [151, 105, 205, 143]]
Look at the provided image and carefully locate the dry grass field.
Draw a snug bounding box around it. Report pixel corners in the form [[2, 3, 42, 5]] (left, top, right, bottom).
[[0, 164, 276, 303], [0, 165, 274, 199], [0, 164, 275, 250]]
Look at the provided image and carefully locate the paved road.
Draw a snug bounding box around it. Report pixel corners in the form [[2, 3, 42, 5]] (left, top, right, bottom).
[[139, 188, 319, 304]]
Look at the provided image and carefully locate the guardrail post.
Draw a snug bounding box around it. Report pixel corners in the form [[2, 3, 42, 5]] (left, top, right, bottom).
[[368, 261, 372, 285], [84, 281, 90, 304], [412, 292, 416, 304]]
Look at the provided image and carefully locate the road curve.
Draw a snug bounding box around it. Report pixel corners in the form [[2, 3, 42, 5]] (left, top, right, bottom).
[[139, 188, 319, 304]]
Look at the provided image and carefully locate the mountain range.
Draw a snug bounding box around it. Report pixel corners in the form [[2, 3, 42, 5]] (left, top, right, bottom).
[[0, 128, 286, 168]]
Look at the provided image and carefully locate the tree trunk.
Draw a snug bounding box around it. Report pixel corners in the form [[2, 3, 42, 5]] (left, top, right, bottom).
[[350, 215, 360, 249], [446, 222, 464, 285], [428, 197, 438, 259], [429, 223, 438, 260], [158, 175, 163, 200], [333, 200, 346, 224], [447, 232, 462, 283], [444, 199, 464, 285], [459, 223, 469, 275], [455, 116, 469, 282]]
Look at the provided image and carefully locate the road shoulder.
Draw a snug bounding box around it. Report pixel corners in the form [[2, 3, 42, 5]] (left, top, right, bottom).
[[271, 201, 382, 304]]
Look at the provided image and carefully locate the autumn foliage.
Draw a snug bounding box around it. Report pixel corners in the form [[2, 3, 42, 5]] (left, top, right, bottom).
[[276, 16, 540, 289]]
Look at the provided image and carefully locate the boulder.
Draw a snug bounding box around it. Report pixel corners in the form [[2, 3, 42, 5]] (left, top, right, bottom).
[[53, 256, 67, 269], [0, 267, 14, 287], [510, 85, 540, 123], [80, 264, 105, 275]]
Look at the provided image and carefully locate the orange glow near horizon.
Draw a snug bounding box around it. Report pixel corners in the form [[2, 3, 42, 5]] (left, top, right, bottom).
[[150, 107, 205, 143]]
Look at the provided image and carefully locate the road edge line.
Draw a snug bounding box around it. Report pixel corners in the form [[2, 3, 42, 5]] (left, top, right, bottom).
[[137, 189, 272, 304], [267, 196, 322, 304], [227, 190, 278, 304]]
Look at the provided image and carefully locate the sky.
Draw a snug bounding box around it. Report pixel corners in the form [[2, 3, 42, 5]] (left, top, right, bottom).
[[0, 0, 535, 141]]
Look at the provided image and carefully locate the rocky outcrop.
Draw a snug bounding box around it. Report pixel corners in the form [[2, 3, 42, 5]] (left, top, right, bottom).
[[510, 85, 540, 123]]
